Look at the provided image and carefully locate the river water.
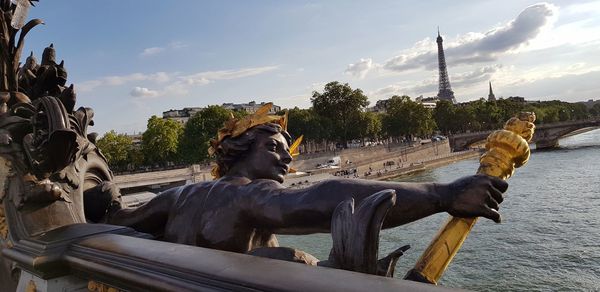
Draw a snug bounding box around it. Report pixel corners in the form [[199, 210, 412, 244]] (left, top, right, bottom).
[[278, 129, 600, 291]]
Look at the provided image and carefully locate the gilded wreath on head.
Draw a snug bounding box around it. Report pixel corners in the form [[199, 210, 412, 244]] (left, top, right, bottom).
[[208, 102, 302, 179]]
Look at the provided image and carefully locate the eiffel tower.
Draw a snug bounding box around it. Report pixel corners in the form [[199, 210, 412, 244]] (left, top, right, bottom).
[[436, 28, 456, 103]]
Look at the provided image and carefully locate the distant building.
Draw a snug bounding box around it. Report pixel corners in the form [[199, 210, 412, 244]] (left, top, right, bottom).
[[421, 101, 437, 109], [368, 99, 392, 113], [488, 81, 496, 102], [127, 133, 143, 147], [162, 107, 204, 125], [416, 96, 438, 109], [580, 99, 600, 109], [221, 101, 281, 114], [507, 96, 526, 103], [368, 96, 437, 112], [162, 102, 281, 125]]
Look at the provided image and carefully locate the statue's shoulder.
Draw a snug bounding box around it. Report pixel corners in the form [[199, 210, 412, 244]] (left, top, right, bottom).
[[185, 180, 215, 190], [247, 179, 285, 190]]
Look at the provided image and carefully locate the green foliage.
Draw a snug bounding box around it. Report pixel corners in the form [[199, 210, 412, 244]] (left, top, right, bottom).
[[120, 89, 598, 167], [590, 104, 600, 117], [432, 98, 595, 134], [127, 146, 145, 168], [470, 99, 503, 130], [355, 111, 383, 141], [311, 81, 369, 146], [433, 100, 456, 135], [496, 98, 525, 122], [382, 95, 435, 138], [454, 105, 478, 132], [287, 107, 331, 141], [179, 105, 232, 163], [142, 116, 183, 165], [96, 130, 133, 168]]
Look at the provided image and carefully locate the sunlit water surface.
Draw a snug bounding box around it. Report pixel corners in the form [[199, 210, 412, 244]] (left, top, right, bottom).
[[278, 129, 600, 291]]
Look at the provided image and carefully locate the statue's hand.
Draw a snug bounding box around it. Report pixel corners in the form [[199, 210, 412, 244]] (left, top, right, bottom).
[[441, 175, 508, 223]]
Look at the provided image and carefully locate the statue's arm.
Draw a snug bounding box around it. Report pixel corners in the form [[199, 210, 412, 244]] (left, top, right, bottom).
[[245, 175, 506, 235]]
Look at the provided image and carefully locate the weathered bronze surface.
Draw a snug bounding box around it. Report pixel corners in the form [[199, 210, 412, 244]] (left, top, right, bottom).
[[406, 112, 536, 284], [0, 2, 122, 288], [110, 108, 509, 277], [0, 1, 511, 289]]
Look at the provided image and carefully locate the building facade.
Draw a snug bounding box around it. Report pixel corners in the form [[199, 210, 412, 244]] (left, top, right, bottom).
[[162, 107, 204, 125], [221, 101, 281, 114], [162, 101, 281, 125]]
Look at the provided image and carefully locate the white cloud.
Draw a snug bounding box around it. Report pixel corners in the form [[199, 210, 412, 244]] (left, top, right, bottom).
[[371, 64, 503, 99], [308, 82, 326, 92], [139, 41, 187, 57], [179, 66, 279, 84], [158, 66, 278, 96], [78, 72, 171, 92], [345, 58, 377, 79], [168, 41, 187, 49], [350, 3, 557, 76], [140, 47, 165, 57], [451, 64, 503, 87], [130, 87, 159, 98], [501, 68, 600, 101], [564, 1, 600, 15], [522, 2, 600, 52], [78, 66, 278, 98], [499, 62, 600, 88]]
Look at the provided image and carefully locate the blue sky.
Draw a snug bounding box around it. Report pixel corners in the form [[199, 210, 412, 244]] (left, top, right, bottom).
[[21, 1, 600, 135]]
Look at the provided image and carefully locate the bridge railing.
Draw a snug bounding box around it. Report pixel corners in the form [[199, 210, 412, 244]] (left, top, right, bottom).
[[4, 223, 451, 292], [450, 118, 600, 139]]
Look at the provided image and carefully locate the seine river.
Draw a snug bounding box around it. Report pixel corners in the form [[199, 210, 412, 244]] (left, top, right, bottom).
[[278, 129, 600, 291]]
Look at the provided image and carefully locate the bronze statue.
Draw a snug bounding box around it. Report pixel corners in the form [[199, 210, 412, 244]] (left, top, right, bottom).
[[0, 2, 517, 289], [109, 104, 508, 276]]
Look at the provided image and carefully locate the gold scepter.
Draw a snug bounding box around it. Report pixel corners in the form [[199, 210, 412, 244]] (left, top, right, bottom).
[[405, 112, 536, 284]]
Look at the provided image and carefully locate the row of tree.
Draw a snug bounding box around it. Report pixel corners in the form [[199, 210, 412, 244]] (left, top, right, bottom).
[[96, 106, 240, 171], [96, 81, 600, 170], [434, 98, 595, 134]]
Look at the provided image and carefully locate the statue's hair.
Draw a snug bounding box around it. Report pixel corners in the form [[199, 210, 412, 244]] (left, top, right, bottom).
[[214, 123, 292, 178]]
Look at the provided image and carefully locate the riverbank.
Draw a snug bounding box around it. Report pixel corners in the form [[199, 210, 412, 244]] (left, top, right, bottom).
[[283, 149, 481, 187], [280, 130, 600, 290], [370, 150, 480, 181]]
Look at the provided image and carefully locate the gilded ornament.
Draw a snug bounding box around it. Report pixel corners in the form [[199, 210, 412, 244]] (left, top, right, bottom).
[[208, 102, 298, 178], [407, 112, 536, 284]]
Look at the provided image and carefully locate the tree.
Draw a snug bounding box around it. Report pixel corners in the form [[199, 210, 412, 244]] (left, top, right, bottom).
[[311, 81, 369, 147], [496, 98, 525, 122], [127, 146, 145, 169], [570, 103, 589, 120], [179, 105, 232, 164], [355, 111, 382, 142], [590, 104, 600, 117], [382, 95, 435, 140], [142, 116, 183, 166], [287, 107, 329, 141], [96, 130, 133, 169], [470, 99, 503, 130], [454, 105, 477, 132], [433, 100, 456, 135]]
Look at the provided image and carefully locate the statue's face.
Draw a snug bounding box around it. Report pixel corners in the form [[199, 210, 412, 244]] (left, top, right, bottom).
[[243, 131, 292, 183]]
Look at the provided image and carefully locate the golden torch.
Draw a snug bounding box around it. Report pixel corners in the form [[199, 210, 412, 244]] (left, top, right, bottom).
[[405, 112, 536, 284]]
